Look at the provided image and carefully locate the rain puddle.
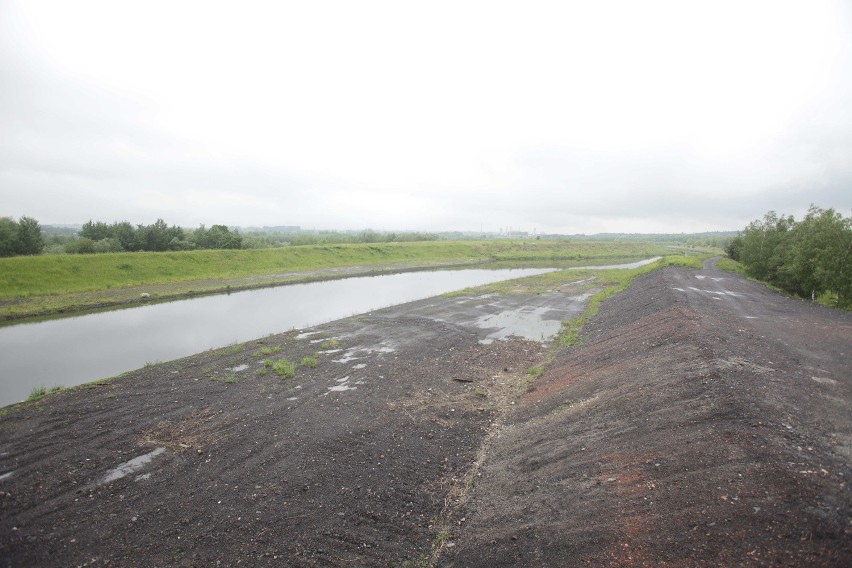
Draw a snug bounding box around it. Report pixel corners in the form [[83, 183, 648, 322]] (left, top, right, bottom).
[[476, 306, 564, 344], [328, 376, 358, 392], [568, 257, 662, 270], [0, 471, 14, 481], [100, 447, 166, 485]]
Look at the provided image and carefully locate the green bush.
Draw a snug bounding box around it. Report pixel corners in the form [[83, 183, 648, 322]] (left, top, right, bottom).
[[727, 206, 851, 307]]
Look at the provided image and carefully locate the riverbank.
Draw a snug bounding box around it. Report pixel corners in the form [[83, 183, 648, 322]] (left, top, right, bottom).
[[2, 260, 847, 566], [0, 240, 665, 321]]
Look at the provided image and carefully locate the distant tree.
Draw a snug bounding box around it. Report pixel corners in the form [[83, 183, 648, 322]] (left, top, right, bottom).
[[80, 220, 113, 242], [0, 217, 20, 257], [111, 221, 138, 251], [16, 216, 45, 255], [66, 237, 96, 254], [92, 238, 123, 254], [137, 219, 185, 252], [192, 224, 242, 249], [724, 235, 743, 260]]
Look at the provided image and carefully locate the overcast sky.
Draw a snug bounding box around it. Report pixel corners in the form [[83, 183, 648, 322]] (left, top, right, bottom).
[[1, 1, 850, 234]]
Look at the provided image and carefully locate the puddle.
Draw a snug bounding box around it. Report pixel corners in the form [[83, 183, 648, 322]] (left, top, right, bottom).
[[135, 473, 152, 481], [328, 376, 358, 392], [352, 363, 367, 370], [568, 257, 662, 270], [296, 331, 320, 340], [101, 447, 166, 485], [332, 350, 361, 363], [475, 307, 563, 344], [810, 376, 838, 386], [695, 275, 706, 280], [227, 364, 249, 372], [0, 471, 14, 481]]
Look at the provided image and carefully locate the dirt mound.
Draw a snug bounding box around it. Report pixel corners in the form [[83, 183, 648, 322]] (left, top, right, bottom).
[[440, 265, 851, 566]]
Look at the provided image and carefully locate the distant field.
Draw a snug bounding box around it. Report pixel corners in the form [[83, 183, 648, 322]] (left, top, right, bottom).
[[0, 240, 668, 300]]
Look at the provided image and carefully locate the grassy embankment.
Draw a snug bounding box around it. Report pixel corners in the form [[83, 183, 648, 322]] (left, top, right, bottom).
[[0, 240, 666, 321]]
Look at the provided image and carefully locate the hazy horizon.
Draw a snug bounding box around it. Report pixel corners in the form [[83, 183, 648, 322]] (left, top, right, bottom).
[[2, 1, 851, 234]]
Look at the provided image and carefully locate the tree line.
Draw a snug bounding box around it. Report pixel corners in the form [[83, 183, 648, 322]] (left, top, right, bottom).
[[725, 205, 851, 307], [72, 219, 243, 253], [0, 217, 244, 256]]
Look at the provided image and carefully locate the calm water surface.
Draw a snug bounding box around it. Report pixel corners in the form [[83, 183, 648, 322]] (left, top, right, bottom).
[[0, 268, 553, 406]]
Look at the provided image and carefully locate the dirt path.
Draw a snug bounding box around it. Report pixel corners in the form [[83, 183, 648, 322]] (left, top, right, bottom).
[[440, 261, 851, 566], [1, 263, 850, 566]]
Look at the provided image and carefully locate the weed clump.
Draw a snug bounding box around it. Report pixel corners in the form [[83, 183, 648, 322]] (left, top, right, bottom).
[[28, 386, 47, 401], [272, 359, 296, 378], [27, 385, 62, 402], [254, 345, 282, 357], [320, 338, 340, 350], [300, 355, 318, 368]]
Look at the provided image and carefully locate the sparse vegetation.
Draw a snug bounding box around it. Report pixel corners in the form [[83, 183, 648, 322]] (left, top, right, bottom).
[[555, 255, 706, 347], [254, 345, 282, 356], [24, 384, 64, 403], [300, 355, 318, 368], [272, 359, 296, 378], [320, 338, 340, 350], [28, 386, 47, 401], [526, 366, 544, 379]]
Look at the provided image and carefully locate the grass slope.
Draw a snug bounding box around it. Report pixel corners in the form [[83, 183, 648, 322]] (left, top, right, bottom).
[[1, 241, 665, 300]]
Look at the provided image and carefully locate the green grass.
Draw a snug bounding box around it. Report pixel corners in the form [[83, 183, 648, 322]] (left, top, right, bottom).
[[300, 355, 318, 368], [526, 366, 544, 379], [715, 257, 747, 276], [27, 385, 64, 402], [0, 240, 666, 300], [320, 338, 340, 350], [272, 359, 296, 378], [208, 375, 239, 383], [253, 345, 282, 357], [28, 386, 47, 401]]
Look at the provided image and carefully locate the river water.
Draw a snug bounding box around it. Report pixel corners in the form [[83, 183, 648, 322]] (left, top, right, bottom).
[[0, 268, 553, 406]]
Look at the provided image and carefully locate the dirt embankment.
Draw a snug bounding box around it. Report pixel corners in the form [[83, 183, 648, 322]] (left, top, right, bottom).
[[1, 262, 850, 566], [441, 262, 851, 566]]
